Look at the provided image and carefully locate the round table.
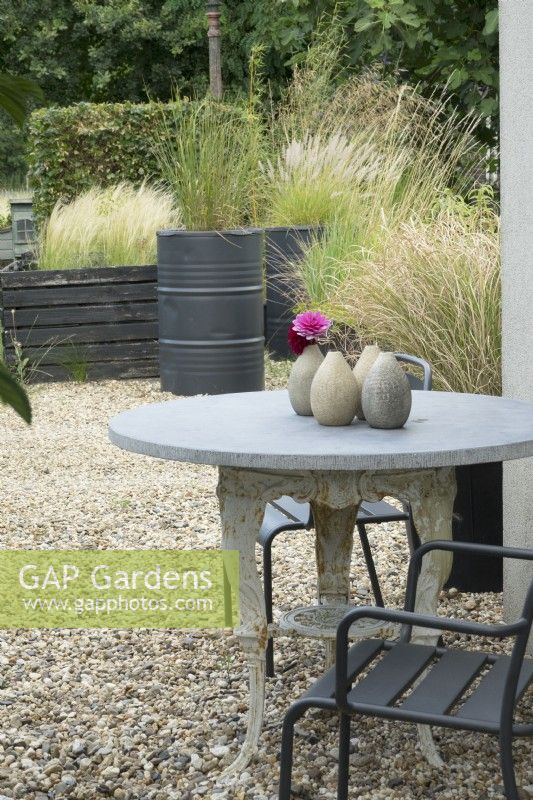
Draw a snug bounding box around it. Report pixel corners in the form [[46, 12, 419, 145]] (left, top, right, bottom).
[[109, 389, 533, 776]]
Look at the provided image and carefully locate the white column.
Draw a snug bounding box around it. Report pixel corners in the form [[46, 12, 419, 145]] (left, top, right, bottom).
[[499, 0, 533, 644]]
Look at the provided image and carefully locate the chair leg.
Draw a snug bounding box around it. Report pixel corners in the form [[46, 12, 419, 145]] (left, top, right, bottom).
[[337, 713, 351, 800], [278, 710, 298, 800], [356, 522, 384, 607], [499, 730, 520, 800], [404, 503, 420, 555], [263, 538, 275, 678]]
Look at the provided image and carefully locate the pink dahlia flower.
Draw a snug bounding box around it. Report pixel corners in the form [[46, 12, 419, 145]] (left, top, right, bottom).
[[292, 310, 332, 341], [288, 310, 332, 355]]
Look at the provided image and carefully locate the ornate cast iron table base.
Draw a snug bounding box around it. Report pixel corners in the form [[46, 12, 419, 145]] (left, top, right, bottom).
[[217, 465, 457, 777]]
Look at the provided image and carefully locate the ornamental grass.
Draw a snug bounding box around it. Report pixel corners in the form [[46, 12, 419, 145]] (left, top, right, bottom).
[[37, 182, 181, 269], [323, 192, 501, 396], [154, 99, 264, 231], [271, 22, 500, 396], [262, 19, 479, 235]]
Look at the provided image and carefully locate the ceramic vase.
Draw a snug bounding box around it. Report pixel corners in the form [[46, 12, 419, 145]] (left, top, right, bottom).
[[361, 352, 412, 429], [353, 344, 381, 420], [288, 344, 324, 416], [310, 351, 358, 426]]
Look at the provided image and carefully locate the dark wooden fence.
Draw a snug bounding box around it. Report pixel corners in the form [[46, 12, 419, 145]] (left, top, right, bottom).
[[0, 265, 158, 382]]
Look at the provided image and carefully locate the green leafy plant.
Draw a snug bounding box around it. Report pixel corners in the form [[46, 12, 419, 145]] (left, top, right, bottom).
[[60, 344, 89, 382], [154, 99, 263, 231], [0, 362, 31, 422], [37, 182, 181, 269]]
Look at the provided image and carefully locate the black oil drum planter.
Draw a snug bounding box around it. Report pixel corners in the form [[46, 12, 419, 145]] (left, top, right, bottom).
[[157, 229, 265, 395], [265, 226, 322, 359]]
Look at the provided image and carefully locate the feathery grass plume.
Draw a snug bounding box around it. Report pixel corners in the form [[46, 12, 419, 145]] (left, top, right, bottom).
[[332, 191, 501, 396], [97, 183, 181, 267], [0, 193, 11, 228], [154, 98, 265, 231], [262, 131, 381, 226], [37, 182, 181, 269]]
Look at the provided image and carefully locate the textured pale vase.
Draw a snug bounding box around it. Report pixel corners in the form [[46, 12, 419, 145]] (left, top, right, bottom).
[[288, 344, 324, 416], [362, 352, 412, 429], [310, 351, 358, 426], [353, 344, 381, 420]]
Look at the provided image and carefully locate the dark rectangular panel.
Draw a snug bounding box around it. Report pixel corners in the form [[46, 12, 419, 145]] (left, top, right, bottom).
[[304, 639, 383, 700], [6, 302, 157, 327], [4, 340, 159, 366], [348, 643, 435, 706], [2, 281, 156, 309], [456, 655, 533, 724], [401, 649, 487, 715], [4, 321, 158, 347], [0, 264, 156, 289]]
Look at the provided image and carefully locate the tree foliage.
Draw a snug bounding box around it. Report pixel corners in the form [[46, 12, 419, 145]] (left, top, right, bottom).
[[0, 73, 43, 127], [0, 0, 499, 183], [243, 0, 498, 145], [0, 0, 209, 104], [0, 1, 498, 111], [342, 0, 499, 144]]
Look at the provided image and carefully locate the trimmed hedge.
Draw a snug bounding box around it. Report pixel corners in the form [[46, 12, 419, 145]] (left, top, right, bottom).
[[27, 99, 199, 222]]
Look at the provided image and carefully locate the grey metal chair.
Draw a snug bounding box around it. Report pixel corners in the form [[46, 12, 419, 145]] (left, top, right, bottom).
[[279, 541, 533, 800], [258, 353, 432, 677]]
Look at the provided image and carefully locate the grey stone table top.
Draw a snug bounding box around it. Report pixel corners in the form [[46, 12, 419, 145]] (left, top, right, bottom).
[[108, 390, 533, 472]]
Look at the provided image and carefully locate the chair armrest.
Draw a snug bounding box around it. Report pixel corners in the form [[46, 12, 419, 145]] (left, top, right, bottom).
[[404, 540, 533, 612], [337, 605, 526, 646], [412, 539, 533, 564]]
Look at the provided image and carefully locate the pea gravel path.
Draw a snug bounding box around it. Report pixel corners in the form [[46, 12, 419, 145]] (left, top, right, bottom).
[[0, 363, 531, 800]]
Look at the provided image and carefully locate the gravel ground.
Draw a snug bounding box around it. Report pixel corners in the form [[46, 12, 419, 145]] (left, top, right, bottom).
[[0, 363, 531, 800]]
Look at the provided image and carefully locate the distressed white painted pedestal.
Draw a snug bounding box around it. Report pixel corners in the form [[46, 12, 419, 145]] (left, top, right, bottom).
[[109, 389, 533, 779], [218, 464, 456, 774]]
